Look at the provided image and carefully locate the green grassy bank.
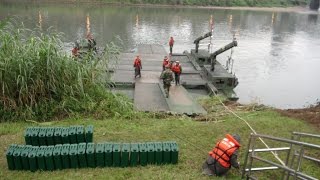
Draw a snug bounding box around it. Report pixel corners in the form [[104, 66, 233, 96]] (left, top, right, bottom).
[[1, 97, 319, 179]]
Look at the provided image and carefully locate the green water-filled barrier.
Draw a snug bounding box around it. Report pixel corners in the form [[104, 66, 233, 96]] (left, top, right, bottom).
[[7, 125, 179, 171], [24, 125, 94, 146], [6, 142, 179, 171]]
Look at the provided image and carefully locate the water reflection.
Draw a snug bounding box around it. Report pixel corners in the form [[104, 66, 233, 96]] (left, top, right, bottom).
[[271, 12, 275, 25], [308, 14, 318, 23], [229, 14, 233, 27], [135, 14, 139, 28], [86, 14, 91, 37], [1, 3, 320, 108], [38, 11, 42, 30]]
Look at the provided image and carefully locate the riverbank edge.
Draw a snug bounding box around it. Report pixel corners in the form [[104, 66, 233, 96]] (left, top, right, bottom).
[[3, 0, 311, 13], [223, 100, 320, 130]]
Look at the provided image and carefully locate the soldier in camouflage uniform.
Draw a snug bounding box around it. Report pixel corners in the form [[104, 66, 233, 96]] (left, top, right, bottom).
[[160, 65, 174, 98]]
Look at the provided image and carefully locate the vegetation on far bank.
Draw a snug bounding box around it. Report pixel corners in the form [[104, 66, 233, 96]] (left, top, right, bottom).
[[96, 0, 309, 7], [3, 0, 310, 8]]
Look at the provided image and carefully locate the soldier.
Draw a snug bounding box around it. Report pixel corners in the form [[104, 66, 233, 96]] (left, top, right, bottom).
[[202, 134, 241, 177], [171, 61, 182, 85], [86, 33, 97, 51], [71, 46, 79, 58], [160, 65, 174, 98], [133, 55, 142, 78], [169, 36, 174, 55]]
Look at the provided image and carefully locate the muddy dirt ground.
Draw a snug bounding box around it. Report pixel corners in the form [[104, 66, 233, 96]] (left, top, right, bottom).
[[277, 104, 320, 130], [224, 101, 320, 130]]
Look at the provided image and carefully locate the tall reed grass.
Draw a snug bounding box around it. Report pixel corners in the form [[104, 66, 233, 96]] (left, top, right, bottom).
[[0, 20, 134, 121]]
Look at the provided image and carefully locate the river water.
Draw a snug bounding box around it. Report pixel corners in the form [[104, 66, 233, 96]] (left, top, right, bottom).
[[1, 2, 320, 109]]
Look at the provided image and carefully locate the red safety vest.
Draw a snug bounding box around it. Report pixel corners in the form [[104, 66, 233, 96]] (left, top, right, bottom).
[[163, 59, 170, 66], [72, 48, 79, 57], [172, 64, 181, 74], [209, 134, 241, 168], [169, 38, 174, 46], [134, 58, 141, 68]]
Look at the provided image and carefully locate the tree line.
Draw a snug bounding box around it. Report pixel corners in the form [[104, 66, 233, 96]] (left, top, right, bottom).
[[101, 0, 309, 7]]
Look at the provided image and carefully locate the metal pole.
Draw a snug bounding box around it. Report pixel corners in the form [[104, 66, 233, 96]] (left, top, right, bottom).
[[247, 135, 257, 180], [300, 154, 320, 163], [287, 134, 300, 180], [249, 147, 290, 152], [252, 156, 318, 180], [251, 134, 320, 149], [296, 145, 305, 173], [283, 134, 295, 180], [242, 134, 253, 179], [292, 132, 320, 139]]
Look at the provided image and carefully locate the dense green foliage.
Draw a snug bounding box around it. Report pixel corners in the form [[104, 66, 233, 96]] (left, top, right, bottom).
[[99, 0, 309, 7], [0, 20, 134, 121]]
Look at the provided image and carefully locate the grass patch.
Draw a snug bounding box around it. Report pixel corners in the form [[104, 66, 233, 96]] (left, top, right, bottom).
[[1, 97, 319, 179]]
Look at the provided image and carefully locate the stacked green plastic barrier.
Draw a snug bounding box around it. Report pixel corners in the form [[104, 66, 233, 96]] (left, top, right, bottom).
[[24, 125, 94, 146], [6, 142, 179, 171]]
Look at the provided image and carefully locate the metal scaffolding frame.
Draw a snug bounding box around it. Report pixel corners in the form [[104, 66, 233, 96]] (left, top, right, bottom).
[[241, 132, 320, 180]]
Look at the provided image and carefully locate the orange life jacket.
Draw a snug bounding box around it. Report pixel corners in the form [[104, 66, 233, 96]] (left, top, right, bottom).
[[172, 64, 181, 74], [209, 134, 241, 168], [134, 58, 141, 68]]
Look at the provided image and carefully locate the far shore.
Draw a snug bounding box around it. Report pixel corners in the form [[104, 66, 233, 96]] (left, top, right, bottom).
[[109, 3, 316, 13], [4, 0, 319, 13]]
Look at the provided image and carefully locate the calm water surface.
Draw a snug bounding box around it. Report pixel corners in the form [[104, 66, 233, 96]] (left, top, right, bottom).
[[1, 2, 320, 109]]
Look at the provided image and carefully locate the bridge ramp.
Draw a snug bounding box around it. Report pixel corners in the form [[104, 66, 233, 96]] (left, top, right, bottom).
[[162, 85, 207, 115], [134, 83, 169, 112]]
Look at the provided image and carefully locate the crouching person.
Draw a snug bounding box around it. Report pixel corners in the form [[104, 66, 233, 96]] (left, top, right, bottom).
[[202, 134, 241, 177]]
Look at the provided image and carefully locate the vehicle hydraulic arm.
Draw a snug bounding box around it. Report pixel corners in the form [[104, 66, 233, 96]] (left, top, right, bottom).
[[210, 40, 237, 71], [193, 32, 212, 53]]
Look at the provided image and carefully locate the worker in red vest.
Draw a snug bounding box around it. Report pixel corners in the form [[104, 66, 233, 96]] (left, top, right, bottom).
[[86, 33, 96, 51], [133, 55, 142, 78], [162, 56, 171, 71], [202, 134, 241, 176], [171, 61, 182, 85], [72, 47, 79, 58], [169, 36, 174, 55]]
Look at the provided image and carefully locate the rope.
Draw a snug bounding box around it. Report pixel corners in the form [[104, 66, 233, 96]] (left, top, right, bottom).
[[168, 130, 208, 156], [212, 91, 286, 166]]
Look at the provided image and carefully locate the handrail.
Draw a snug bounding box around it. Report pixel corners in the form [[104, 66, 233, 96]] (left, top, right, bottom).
[[294, 153, 320, 163], [293, 132, 320, 139], [251, 134, 320, 149], [242, 133, 320, 180], [249, 147, 290, 152], [245, 166, 278, 171], [252, 155, 318, 180]]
